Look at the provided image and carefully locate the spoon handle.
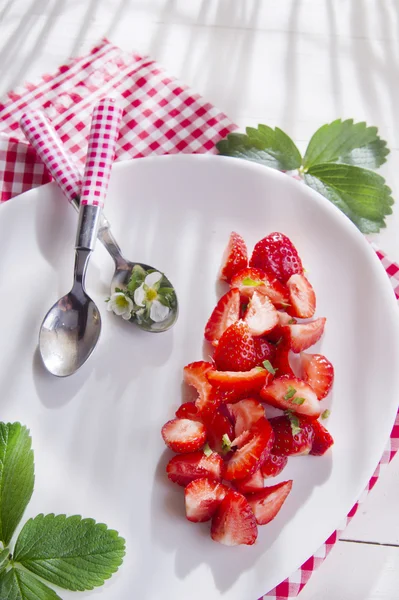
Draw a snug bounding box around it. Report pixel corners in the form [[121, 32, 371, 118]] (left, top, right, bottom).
[[77, 98, 123, 251]]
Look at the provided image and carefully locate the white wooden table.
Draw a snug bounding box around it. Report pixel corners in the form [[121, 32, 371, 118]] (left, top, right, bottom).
[[0, 1, 398, 598]]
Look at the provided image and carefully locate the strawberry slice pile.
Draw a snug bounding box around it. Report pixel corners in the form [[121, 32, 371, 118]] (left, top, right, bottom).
[[161, 231, 335, 546]]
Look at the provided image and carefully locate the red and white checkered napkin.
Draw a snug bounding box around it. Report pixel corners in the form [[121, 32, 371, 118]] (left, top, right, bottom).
[[0, 38, 398, 600]]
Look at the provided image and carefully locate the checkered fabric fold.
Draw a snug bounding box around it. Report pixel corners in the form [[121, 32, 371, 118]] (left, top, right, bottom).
[[0, 38, 398, 600]]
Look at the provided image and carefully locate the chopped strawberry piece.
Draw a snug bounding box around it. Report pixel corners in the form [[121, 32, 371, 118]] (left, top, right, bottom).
[[227, 398, 265, 437], [270, 415, 315, 456], [211, 490, 258, 546], [244, 291, 279, 336], [261, 454, 288, 478], [162, 418, 207, 454], [230, 267, 289, 307], [234, 468, 264, 494], [166, 451, 224, 486], [219, 232, 248, 282], [250, 232, 303, 283], [224, 417, 274, 481], [204, 409, 234, 453], [283, 317, 326, 353], [183, 361, 220, 416], [266, 312, 296, 343], [207, 367, 271, 400], [310, 419, 334, 455], [175, 402, 200, 420], [214, 320, 259, 371], [247, 481, 293, 525], [204, 288, 240, 346], [287, 274, 316, 318], [273, 340, 295, 376], [253, 336, 276, 365], [261, 375, 321, 417], [301, 353, 334, 400], [185, 478, 229, 522]]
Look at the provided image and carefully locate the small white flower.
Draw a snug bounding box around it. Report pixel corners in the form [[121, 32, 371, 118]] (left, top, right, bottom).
[[134, 271, 163, 307], [150, 299, 170, 323], [107, 292, 133, 320]]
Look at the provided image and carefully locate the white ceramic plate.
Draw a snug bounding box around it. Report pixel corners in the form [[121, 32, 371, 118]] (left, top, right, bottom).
[[1, 155, 399, 600]]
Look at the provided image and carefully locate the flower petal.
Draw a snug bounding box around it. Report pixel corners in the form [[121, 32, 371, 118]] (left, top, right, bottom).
[[145, 271, 163, 287], [150, 299, 170, 323], [134, 283, 146, 306]]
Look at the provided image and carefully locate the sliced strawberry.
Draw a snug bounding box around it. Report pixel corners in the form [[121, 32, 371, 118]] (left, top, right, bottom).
[[166, 451, 224, 486], [162, 418, 207, 453], [253, 336, 276, 365], [244, 291, 279, 336], [247, 481, 293, 525], [270, 415, 315, 456], [175, 402, 200, 420], [273, 340, 295, 377], [230, 267, 289, 307], [214, 320, 259, 371], [234, 468, 264, 494], [301, 353, 334, 400], [204, 409, 234, 453], [219, 232, 248, 282], [310, 419, 334, 456], [224, 417, 274, 481], [211, 490, 258, 546], [266, 311, 296, 344], [287, 274, 316, 318], [227, 398, 265, 437], [207, 367, 271, 400], [283, 317, 326, 353], [261, 375, 321, 417], [183, 361, 220, 416], [204, 288, 240, 346], [185, 478, 229, 522], [250, 232, 303, 283], [261, 454, 288, 478]]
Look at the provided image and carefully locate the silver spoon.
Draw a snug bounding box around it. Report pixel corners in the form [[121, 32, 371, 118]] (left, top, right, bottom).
[[38, 98, 123, 376], [20, 111, 178, 333]]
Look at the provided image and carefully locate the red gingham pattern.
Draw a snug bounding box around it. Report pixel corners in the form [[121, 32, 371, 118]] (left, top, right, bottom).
[[81, 98, 122, 207], [0, 39, 398, 599], [20, 111, 81, 204]]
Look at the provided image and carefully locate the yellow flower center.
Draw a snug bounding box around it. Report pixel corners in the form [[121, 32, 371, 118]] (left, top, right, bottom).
[[146, 288, 157, 302], [115, 295, 129, 309]]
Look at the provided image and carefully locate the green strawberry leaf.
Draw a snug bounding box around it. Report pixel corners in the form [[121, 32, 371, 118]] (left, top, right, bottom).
[[127, 264, 146, 294], [0, 567, 61, 600], [0, 423, 34, 546], [0, 548, 10, 575], [216, 125, 302, 171], [305, 163, 393, 233], [13, 514, 126, 592], [303, 119, 389, 170]]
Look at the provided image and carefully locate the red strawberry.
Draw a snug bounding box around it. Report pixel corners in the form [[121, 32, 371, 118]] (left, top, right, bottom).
[[219, 232, 248, 282], [224, 417, 274, 481], [175, 402, 200, 420], [261, 454, 288, 478], [247, 481, 293, 525], [234, 468, 264, 494], [270, 415, 315, 456], [230, 267, 289, 307], [227, 398, 265, 437], [261, 375, 321, 417], [166, 451, 224, 486], [253, 336, 276, 365], [185, 478, 229, 522], [283, 317, 326, 353], [301, 353, 334, 400], [207, 367, 271, 400], [266, 311, 296, 343], [244, 291, 279, 336], [287, 274, 316, 318], [211, 490, 258, 546], [204, 288, 240, 346], [250, 232, 303, 283], [214, 320, 258, 371], [162, 418, 207, 453], [273, 340, 295, 377], [310, 419, 334, 456], [204, 409, 234, 453], [183, 361, 220, 416]]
